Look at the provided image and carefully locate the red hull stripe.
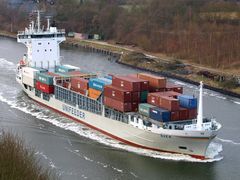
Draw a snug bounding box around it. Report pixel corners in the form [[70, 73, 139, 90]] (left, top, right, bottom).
[[32, 98, 206, 160]]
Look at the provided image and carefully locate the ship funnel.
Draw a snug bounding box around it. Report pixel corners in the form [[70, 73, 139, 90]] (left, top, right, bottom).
[[197, 81, 203, 130]]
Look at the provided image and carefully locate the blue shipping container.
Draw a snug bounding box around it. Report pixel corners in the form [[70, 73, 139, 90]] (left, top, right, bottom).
[[149, 107, 170, 122], [89, 78, 112, 91], [104, 75, 113, 80], [99, 77, 112, 83], [178, 95, 197, 109]]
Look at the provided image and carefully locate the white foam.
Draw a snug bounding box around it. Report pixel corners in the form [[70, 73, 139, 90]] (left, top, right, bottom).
[[205, 142, 223, 160], [232, 101, 240, 105], [35, 151, 57, 169], [0, 58, 15, 71], [216, 137, 240, 145], [112, 167, 123, 173]]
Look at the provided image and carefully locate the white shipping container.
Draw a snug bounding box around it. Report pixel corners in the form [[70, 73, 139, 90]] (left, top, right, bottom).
[[22, 74, 35, 87], [22, 67, 39, 79], [63, 64, 80, 70]]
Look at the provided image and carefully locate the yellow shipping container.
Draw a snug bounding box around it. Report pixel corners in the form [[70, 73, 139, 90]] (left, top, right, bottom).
[[88, 88, 102, 100]]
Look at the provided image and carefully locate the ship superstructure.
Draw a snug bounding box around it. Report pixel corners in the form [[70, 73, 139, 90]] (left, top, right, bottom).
[[17, 11, 65, 70], [16, 11, 221, 159]]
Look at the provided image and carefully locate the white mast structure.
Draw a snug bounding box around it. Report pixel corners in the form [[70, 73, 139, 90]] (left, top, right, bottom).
[[17, 10, 65, 71], [197, 81, 204, 130]]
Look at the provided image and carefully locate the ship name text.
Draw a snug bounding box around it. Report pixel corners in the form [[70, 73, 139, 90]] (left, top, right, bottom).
[[62, 104, 85, 119]]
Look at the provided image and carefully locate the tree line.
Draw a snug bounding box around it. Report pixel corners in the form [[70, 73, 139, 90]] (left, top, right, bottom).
[[0, 0, 239, 69]]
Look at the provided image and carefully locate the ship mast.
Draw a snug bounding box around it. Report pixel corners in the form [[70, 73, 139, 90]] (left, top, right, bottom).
[[197, 81, 203, 130], [37, 10, 41, 32]]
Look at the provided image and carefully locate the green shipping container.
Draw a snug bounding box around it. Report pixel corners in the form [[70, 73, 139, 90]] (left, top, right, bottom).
[[140, 91, 148, 103], [35, 72, 54, 85], [55, 65, 77, 73], [138, 103, 155, 117]]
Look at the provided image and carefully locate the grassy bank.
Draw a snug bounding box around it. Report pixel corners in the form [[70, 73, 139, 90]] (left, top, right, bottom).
[[0, 31, 16, 39], [1, 31, 239, 97], [64, 38, 240, 96], [0, 131, 56, 180]]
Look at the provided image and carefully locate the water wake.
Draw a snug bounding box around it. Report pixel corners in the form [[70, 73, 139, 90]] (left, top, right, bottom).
[[0, 90, 224, 162], [216, 137, 240, 146], [0, 58, 15, 71], [232, 101, 240, 105]]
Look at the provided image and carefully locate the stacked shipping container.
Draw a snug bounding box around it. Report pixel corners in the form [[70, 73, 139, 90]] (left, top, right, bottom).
[[146, 89, 198, 122], [35, 72, 59, 94], [104, 75, 149, 112], [32, 69, 198, 122], [70, 77, 89, 95]]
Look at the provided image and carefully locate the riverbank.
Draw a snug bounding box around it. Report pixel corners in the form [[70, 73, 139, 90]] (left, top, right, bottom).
[[1, 32, 239, 98], [0, 130, 55, 179], [0, 31, 16, 39], [63, 38, 240, 98]]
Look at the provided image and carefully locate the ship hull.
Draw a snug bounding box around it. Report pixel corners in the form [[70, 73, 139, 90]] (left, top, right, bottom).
[[22, 85, 216, 159]]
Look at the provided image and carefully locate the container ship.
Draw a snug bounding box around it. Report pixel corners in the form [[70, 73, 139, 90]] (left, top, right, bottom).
[[16, 11, 221, 159]]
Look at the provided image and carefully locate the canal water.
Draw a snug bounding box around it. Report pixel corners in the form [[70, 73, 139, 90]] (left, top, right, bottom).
[[0, 37, 240, 180]]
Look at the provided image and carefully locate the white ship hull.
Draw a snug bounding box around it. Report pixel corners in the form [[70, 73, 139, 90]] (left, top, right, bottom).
[[20, 84, 219, 159]]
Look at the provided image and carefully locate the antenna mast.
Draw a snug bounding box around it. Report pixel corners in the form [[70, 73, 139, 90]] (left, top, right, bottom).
[[197, 81, 203, 130]]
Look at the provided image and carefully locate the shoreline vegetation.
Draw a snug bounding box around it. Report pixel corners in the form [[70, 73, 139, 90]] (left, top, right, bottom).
[[1, 31, 240, 98], [0, 130, 55, 180], [0, 0, 239, 97]]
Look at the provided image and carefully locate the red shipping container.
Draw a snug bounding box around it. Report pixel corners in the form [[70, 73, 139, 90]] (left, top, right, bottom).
[[126, 76, 149, 91], [188, 108, 198, 119], [35, 81, 54, 94], [104, 96, 132, 112], [71, 77, 89, 90], [170, 111, 180, 121], [70, 87, 86, 95], [179, 107, 189, 120], [147, 94, 160, 106], [131, 102, 139, 112], [63, 82, 70, 89], [112, 76, 141, 92], [138, 73, 166, 88], [147, 93, 179, 111], [127, 74, 138, 78], [68, 71, 84, 76], [165, 83, 183, 94], [160, 97, 180, 111], [104, 85, 132, 102], [157, 91, 181, 99], [149, 86, 165, 93], [132, 91, 140, 102]]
